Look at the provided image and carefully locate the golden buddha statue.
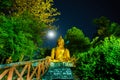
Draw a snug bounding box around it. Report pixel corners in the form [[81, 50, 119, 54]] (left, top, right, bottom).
[[51, 36, 70, 62]]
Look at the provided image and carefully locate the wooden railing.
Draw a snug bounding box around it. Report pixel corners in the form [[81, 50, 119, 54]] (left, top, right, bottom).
[[0, 57, 50, 80]]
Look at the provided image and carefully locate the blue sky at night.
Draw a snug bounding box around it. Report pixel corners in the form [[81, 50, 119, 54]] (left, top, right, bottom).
[[44, 0, 120, 48]]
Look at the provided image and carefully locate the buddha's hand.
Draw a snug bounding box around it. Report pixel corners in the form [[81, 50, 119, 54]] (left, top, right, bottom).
[[45, 56, 52, 61]]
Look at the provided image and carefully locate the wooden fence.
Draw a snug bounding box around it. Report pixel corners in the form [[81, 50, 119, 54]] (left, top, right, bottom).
[[0, 57, 50, 80]]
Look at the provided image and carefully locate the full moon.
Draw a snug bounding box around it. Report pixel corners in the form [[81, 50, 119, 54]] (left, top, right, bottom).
[[47, 30, 56, 39]]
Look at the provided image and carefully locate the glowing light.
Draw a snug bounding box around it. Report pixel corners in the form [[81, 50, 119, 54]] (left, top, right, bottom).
[[47, 30, 56, 39]]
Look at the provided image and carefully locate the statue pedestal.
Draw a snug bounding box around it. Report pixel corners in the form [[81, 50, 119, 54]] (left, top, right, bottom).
[[50, 62, 75, 68], [42, 62, 74, 80]]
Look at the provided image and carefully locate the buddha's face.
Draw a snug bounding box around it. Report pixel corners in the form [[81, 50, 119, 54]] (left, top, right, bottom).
[[57, 39, 64, 47]]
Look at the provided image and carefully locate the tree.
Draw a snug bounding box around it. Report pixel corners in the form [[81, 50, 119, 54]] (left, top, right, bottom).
[[93, 16, 110, 37], [93, 16, 120, 38], [92, 16, 120, 47], [65, 27, 91, 55], [74, 35, 120, 79], [0, 12, 45, 63], [12, 0, 60, 24], [0, 0, 60, 63], [0, 0, 60, 24], [0, 0, 13, 15]]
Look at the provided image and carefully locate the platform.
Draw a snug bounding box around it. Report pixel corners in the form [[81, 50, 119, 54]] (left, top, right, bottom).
[[42, 62, 74, 80]]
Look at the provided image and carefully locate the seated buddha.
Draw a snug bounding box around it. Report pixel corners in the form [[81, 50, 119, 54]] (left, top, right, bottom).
[[51, 36, 70, 62]]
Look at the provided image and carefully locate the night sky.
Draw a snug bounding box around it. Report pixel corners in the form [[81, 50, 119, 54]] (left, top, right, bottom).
[[44, 0, 120, 48]]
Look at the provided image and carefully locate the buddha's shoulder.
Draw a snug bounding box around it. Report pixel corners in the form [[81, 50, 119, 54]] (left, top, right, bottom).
[[65, 48, 70, 51], [51, 47, 58, 51], [51, 48, 55, 50]]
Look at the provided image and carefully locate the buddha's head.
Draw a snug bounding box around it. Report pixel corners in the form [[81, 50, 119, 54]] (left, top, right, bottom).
[[57, 36, 64, 47]]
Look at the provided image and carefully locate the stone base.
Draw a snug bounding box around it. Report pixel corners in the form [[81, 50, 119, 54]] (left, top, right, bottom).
[[50, 62, 75, 68], [42, 62, 74, 80]]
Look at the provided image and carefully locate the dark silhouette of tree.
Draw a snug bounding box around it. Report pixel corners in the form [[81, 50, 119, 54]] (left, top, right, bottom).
[[93, 16, 120, 38], [92, 16, 120, 47]]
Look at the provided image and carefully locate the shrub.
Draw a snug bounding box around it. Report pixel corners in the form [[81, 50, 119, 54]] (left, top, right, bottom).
[[74, 35, 120, 79]]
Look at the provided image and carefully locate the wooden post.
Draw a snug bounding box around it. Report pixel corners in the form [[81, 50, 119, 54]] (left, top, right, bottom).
[[7, 67, 14, 80], [0, 69, 9, 79], [37, 64, 41, 80], [27, 64, 30, 80]]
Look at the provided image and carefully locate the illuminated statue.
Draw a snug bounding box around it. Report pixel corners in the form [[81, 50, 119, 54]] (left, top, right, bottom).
[[51, 36, 70, 62]]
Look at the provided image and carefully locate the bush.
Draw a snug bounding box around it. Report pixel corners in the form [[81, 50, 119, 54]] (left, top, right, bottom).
[[74, 35, 120, 79]]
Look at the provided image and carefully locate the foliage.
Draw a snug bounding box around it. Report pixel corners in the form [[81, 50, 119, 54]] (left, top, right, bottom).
[[65, 27, 91, 55], [0, 12, 46, 63], [74, 35, 120, 79], [108, 22, 120, 37], [0, 0, 60, 63], [0, 0, 13, 15], [0, 0, 60, 24], [34, 48, 51, 59], [93, 16, 120, 38]]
